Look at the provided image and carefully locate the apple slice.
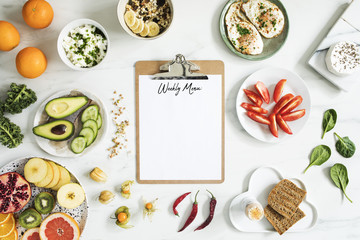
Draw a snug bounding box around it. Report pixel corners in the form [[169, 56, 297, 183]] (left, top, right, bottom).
[[24, 158, 48, 183], [44, 161, 60, 189], [57, 183, 85, 209], [35, 161, 54, 187], [51, 166, 71, 191]]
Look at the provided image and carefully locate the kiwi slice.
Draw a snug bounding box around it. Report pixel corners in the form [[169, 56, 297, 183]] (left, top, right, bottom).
[[34, 192, 55, 214], [19, 208, 42, 229]]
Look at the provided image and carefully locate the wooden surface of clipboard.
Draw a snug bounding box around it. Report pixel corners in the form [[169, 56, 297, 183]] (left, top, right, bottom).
[[135, 60, 225, 184]]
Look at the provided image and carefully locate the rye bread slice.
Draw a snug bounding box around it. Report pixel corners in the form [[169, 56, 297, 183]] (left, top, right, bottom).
[[264, 205, 305, 235], [268, 179, 306, 218]]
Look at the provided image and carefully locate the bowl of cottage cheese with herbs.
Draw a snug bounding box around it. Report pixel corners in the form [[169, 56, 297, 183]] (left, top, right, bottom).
[[57, 19, 109, 70]]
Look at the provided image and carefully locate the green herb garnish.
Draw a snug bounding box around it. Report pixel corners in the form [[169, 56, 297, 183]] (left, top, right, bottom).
[[237, 24, 251, 35], [304, 145, 331, 173], [334, 133, 356, 158], [330, 163, 352, 203], [322, 109, 337, 139]]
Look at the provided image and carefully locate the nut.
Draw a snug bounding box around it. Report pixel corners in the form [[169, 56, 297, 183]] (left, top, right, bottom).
[[99, 190, 115, 204], [90, 167, 107, 183]]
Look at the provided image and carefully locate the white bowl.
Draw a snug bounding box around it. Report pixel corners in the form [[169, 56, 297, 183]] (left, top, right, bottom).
[[57, 19, 110, 71], [117, 0, 173, 40]]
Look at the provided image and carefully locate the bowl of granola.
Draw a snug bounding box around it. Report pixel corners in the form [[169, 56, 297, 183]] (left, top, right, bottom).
[[117, 0, 173, 39]]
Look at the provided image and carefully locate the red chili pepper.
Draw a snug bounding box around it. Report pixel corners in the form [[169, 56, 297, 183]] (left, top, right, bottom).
[[178, 190, 199, 232], [194, 190, 216, 231], [173, 192, 191, 217]]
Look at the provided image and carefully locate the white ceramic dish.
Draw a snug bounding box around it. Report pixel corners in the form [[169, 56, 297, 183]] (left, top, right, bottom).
[[229, 167, 318, 233], [57, 18, 110, 71], [236, 67, 311, 143], [0, 157, 88, 239], [117, 0, 173, 40], [33, 89, 108, 158]]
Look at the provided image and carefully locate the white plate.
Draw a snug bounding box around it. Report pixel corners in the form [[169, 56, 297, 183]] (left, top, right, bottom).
[[0, 157, 88, 238], [229, 167, 318, 233], [236, 67, 311, 142], [33, 89, 108, 158]]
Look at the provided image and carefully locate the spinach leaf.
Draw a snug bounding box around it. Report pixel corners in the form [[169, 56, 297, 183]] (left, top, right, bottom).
[[322, 109, 337, 139], [330, 163, 352, 203], [334, 133, 356, 158], [304, 145, 331, 173]]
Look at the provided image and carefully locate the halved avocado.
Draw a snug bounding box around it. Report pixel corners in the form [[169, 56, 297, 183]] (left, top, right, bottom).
[[33, 120, 75, 141], [45, 96, 88, 119]]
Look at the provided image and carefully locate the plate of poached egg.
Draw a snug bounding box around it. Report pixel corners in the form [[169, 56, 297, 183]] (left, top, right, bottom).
[[220, 0, 289, 60]]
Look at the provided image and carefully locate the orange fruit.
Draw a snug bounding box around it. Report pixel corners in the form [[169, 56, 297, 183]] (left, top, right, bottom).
[[21, 228, 40, 240], [117, 212, 127, 223], [22, 0, 54, 29], [1, 227, 17, 240], [16, 47, 47, 78], [39, 212, 80, 240], [0, 214, 15, 238], [0, 21, 20, 51], [0, 213, 11, 225]]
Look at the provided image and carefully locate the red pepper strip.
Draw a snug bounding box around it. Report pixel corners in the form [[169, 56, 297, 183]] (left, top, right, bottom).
[[273, 79, 287, 103], [173, 192, 191, 217], [194, 190, 217, 231], [178, 190, 199, 232], [247, 111, 270, 125], [279, 95, 303, 115], [276, 114, 292, 135], [243, 89, 263, 107], [240, 103, 268, 114], [281, 109, 306, 121], [273, 93, 294, 114]]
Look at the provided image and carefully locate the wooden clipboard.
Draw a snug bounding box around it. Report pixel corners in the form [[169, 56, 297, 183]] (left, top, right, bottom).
[[135, 56, 225, 184]]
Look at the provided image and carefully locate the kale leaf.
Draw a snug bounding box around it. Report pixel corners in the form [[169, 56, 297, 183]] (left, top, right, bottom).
[[0, 116, 24, 148], [3, 83, 37, 114]]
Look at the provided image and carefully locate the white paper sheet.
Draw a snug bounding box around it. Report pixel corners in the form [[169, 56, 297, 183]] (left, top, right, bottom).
[[138, 75, 223, 181]]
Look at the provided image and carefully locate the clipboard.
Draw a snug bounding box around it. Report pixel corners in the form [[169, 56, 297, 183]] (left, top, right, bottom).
[[135, 54, 225, 184]]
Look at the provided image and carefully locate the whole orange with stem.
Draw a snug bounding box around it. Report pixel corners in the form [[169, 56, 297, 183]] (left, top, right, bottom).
[[22, 0, 54, 29], [16, 47, 47, 79], [0, 21, 20, 51]]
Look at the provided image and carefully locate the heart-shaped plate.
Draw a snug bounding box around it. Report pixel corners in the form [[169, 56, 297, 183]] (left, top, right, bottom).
[[229, 167, 318, 232]]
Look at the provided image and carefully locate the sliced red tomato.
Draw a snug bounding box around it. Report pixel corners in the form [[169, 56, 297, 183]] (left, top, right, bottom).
[[279, 96, 303, 114], [246, 111, 270, 125], [241, 103, 268, 114], [273, 93, 294, 114], [268, 113, 278, 138], [273, 79, 286, 103], [243, 89, 263, 107], [281, 109, 306, 121], [255, 81, 270, 104], [276, 114, 292, 135]]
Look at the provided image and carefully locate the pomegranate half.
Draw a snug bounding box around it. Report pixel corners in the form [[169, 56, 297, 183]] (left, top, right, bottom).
[[0, 172, 31, 213]]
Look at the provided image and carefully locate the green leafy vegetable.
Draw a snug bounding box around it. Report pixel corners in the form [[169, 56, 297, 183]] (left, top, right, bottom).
[[330, 163, 352, 203], [3, 83, 37, 114], [0, 116, 24, 149], [334, 133, 356, 158], [321, 109, 337, 139], [304, 145, 331, 173]]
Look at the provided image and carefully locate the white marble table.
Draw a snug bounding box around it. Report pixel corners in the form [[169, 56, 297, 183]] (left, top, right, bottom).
[[1, 0, 360, 239]]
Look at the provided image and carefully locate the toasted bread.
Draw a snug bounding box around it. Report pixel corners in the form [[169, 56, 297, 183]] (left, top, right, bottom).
[[264, 205, 305, 235], [268, 179, 306, 218]]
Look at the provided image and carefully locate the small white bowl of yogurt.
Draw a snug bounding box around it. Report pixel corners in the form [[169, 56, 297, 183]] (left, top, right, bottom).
[[57, 19, 110, 71]]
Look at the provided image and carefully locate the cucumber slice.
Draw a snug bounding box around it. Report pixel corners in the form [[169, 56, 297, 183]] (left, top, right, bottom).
[[79, 127, 95, 146], [81, 105, 99, 123], [96, 114, 102, 129], [71, 137, 86, 154], [83, 119, 98, 139]]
